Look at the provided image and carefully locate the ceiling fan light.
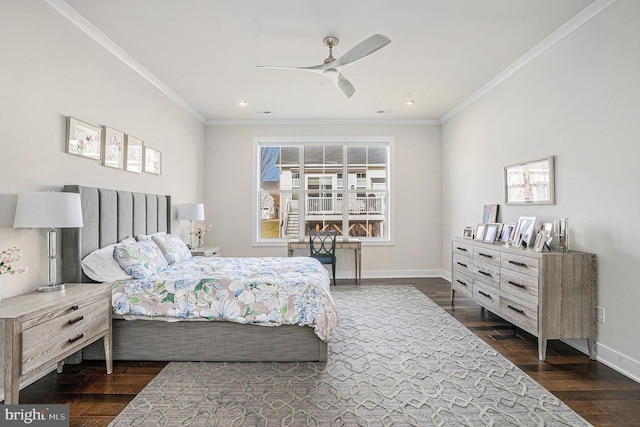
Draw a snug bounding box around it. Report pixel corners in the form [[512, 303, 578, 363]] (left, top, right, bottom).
[[238, 100, 248, 106], [404, 99, 415, 105]]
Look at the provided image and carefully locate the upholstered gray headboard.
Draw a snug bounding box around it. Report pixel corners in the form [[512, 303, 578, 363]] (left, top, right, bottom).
[[62, 185, 171, 283]]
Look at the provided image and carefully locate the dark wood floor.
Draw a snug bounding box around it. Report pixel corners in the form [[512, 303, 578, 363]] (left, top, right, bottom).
[[11, 278, 640, 426]]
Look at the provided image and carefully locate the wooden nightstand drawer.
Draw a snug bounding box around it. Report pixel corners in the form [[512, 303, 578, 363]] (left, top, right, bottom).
[[21, 299, 109, 376]]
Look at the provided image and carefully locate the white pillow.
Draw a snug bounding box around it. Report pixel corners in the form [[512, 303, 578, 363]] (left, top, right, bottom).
[[152, 234, 192, 264], [81, 237, 135, 282], [136, 231, 166, 241]]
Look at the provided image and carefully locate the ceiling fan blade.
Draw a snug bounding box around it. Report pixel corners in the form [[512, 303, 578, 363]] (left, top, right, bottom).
[[328, 71, 356, 98], [256, 64, 325, 73], [332, 34, 391, 68]]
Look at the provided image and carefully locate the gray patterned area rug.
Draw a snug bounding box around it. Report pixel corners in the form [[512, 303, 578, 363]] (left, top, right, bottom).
[[110, 285, 589, 426]]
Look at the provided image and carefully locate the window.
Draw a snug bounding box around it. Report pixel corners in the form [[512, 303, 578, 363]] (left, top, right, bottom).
[[255, 138, 391, 244]]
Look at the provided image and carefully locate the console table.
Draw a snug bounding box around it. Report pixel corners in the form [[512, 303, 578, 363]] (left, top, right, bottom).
[[451, 237, 596, 361], [287, 238, 361, 284]]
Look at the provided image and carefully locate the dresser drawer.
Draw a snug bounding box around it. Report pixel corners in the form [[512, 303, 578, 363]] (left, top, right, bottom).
[[500, 269, 538, 305], [473, 281, 500, 313], [21, 298, 109, 375], [453, 253, 474, 274], [452, 270, 473, 298], [500, 295, 538, 334], [474, 246, 501, 267], [474, 260, 500, 288], [501, 252, 539, 277], [452, 241, 474, 257]]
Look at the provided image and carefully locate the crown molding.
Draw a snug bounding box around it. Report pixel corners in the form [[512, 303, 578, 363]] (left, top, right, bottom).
[[440, 0, 618, 123], [44, 0, 207, 124], [206, 119, 440, 126]]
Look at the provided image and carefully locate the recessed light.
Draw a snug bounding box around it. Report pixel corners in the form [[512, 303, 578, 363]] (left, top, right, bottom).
[[377, 110, 392, 114], [404, 99, 415, 105], [238, 100, 248, 106]]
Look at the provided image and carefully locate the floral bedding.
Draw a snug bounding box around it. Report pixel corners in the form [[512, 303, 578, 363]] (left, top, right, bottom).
[[110, 256, 338, 342]]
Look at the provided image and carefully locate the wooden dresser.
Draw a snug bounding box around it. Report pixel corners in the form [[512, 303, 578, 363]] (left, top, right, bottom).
[[0, 283, 112, 404], [451, 237, 596, 361]]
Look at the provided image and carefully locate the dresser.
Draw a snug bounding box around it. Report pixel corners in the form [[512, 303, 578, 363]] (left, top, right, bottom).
[[451, 237, 596, 361], [0, 283, 112, 404]]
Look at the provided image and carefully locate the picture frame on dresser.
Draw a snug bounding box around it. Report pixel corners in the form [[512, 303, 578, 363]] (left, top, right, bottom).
[[513, 216, 536, 247], [483, 223, 500, 243], [499, 222, 516, 243], [474, 224, 486, 241], [462, 226, 474, 239], [66, 116, 101, 160]]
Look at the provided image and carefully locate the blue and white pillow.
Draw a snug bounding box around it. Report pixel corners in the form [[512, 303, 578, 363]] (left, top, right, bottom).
[[114, 240, 168, 279], [152, 234, 192, 264]]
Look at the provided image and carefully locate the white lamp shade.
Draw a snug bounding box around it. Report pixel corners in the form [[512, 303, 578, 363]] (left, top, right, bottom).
[[178, 203, 205, 221], [13, 192, 83, 228]]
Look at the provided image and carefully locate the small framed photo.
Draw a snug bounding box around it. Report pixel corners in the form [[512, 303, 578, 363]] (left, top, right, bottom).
[[482, 204, 499, 224], [513, 216, 537, 248], [483, 223, 500, 243], [462, 226, 474, 239], [102, 126, 125, 169], [499, 222, 516, 243], [144, 146, 162, 175], [124, 134, 144, 174], [474, 224, 486, 241], [66, 117, 101, 160]]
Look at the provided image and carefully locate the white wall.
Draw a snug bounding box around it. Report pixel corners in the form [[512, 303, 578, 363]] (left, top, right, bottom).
[[205, 124, 442, 278], [0, 1, 205, 299], [442, 0, 640, 375]]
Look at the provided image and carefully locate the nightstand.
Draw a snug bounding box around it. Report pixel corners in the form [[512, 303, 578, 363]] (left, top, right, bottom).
[[0, 283, 112, 404], [190, 246, 222, 257]]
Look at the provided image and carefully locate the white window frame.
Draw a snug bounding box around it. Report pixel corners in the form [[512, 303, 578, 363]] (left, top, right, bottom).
[[253, 136, 394, 247]]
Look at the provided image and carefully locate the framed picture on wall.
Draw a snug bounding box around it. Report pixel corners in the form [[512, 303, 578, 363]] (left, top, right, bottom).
[[66, 117, 101, 160], [102, 126, 125, 169], [124, 134, 143, 174], [144, 146, 162, 175]]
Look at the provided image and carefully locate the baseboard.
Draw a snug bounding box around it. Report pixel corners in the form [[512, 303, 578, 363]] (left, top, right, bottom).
[[562, 339, 640, 383], [358, 269, 448, 279]]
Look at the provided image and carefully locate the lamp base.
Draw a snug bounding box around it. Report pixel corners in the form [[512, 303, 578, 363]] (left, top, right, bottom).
[[37, 283, 66, 292]]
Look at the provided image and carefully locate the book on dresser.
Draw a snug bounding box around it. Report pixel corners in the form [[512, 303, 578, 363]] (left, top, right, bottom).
[[451, 237, 596, 361]]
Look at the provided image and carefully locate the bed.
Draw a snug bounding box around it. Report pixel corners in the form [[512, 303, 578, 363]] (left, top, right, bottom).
[[61, 185, 337, 362]]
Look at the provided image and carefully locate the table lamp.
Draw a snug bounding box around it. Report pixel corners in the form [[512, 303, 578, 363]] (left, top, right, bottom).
[[177, 203, 204, 249], [13, 191, 83, 292]]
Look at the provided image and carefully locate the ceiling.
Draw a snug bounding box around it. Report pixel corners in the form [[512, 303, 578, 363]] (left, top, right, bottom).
[[57, 0, 597, 123]]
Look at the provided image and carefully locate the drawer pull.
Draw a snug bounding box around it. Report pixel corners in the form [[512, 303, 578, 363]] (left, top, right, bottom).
[[507, 305, 525, 315], [478, 291, 492, 299], [456, 279, 467, 287], [456, 262, 468, 268], [479, 253, 493, 258], [478, 270, 492, 277], [70, 305, 79, 311], [68, 334, 84, 344], [508, 260, 527, 268], [508, 281, 525, 289], [456, 247, 468, 252], [68, 316, 84, 325]]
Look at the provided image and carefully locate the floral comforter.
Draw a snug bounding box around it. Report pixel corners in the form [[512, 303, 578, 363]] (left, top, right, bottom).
[[110, 257, 338, 341]]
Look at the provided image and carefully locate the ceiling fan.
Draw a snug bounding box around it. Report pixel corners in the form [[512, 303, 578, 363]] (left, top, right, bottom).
[[257, 34, 391, 98]]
